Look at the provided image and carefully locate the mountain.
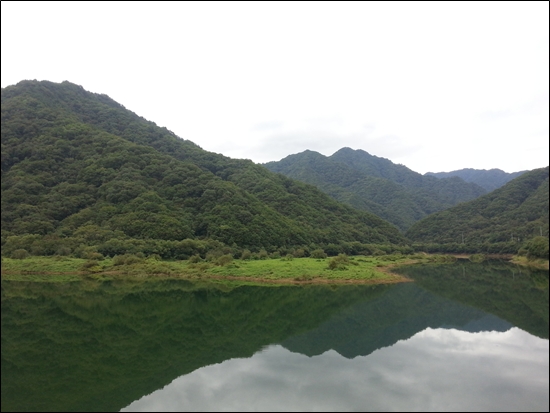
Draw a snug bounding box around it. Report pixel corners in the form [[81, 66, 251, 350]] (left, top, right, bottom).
[[426, 168, 527, 192], [1, 80, 407, 259], [264, 148, 487, 232], [406, 167, 549, 252]]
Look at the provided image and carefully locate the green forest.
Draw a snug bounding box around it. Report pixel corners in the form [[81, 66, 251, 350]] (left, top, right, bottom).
[[1, 80, 548, 261], [264, 148, 487, 231], [406, 167, 549, 255], [1, 80, 408, 260]]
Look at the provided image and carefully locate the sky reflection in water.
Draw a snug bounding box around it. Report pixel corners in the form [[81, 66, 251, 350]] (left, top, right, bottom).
[[122, 327, 549, 412]]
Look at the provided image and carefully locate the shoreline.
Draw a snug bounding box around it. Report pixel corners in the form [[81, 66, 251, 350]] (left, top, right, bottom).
[[2, 253, 547, 285]]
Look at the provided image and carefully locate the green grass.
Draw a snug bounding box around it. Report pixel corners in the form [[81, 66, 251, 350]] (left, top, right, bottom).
[[510, 256, 549, 271], [1, 254, 444, 284]]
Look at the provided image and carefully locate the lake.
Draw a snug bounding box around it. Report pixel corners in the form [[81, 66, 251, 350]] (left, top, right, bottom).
[[1, 260, 548, 412]]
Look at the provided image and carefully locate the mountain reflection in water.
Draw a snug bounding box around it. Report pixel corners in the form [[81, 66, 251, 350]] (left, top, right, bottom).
[[122, 328, 547, 412], [1, 261, 548, 412]]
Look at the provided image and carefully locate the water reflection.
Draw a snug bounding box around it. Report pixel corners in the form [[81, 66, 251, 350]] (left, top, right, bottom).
[[282, 282, 513, 359], [394, 259, 549, 339], [122, 328, 549, 412], [1, 281, 389, 412], [1, 261, 548, 412]]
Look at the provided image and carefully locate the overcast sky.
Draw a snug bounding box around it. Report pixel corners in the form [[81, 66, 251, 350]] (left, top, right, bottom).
[[2, 1, 548, 174]]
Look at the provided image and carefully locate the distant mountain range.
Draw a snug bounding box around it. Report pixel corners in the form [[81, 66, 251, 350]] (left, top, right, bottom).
[[264, 148, 487, 231], [426, 168, 527, 192], [407, 166, 549, 248]]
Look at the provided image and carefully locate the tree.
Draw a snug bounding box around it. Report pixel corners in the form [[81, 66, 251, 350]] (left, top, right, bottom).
[[524, 236, 549, 260]]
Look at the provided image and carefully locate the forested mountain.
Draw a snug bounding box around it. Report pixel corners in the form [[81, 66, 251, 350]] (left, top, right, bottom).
[[1, 80, 407, 259], [406, 167, 549, 253], [264, 148, 487, 231], [426, 168, 527, 192]]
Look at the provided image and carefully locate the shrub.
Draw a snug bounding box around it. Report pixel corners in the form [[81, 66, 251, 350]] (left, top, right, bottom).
[[11, 249, 29, 259], [215, 254, 233, 266], [124, 254, 143, 265], [112, 254, 142, 266], [292, 248, 306, 258], [196, 263, 210, 272], [188, 254, 202, 263], [74, 245, 98, 259], [81, 260, 100, 270], [310, 249, 327, 259], [87, 252, 104, 261], [206, 249, 224, 262], [327, 254, 350, 270], [112, 255, 126, 266], [523, 237, 549, 260], [148, 253, 162, 261], [240, 249, 252, 260], [257, 249, 269, 260], [56, 247, 72, 256]]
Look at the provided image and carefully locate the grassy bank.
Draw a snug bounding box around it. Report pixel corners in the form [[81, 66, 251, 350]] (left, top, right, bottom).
[[0, 253, 456, 285], [509, 256, 549, 271]]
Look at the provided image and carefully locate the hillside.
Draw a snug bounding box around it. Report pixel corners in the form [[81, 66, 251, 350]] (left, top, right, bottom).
[[264, 148, 487, 231], [426, 168, 527, 192], [406, 167, 549, 253], [1, 80, 407, 259]]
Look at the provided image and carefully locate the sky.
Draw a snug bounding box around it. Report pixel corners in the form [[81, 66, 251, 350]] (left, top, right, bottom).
[[1, 1, 548, 174]]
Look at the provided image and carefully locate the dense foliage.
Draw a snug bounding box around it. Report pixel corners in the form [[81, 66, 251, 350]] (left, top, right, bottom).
[[406, 167, 549, 253], [264, 148, 487, 231], [426, 168, 527, 192], [1, 80, 407, 258]]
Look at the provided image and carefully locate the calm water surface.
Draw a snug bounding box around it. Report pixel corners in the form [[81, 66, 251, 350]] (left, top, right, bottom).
[[1, 260, 548, 412]]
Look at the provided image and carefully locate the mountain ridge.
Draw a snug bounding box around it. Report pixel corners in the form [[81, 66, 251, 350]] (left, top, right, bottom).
[[1, 80, 406, 259], [406, 166, 549, 252], [426, 168, 528, 192], [264, 147, 487, 231]]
